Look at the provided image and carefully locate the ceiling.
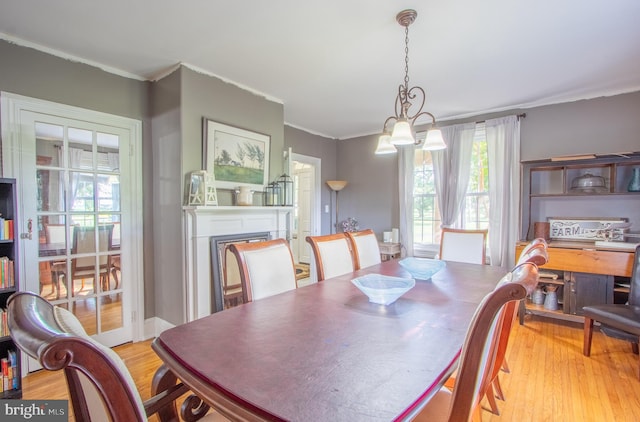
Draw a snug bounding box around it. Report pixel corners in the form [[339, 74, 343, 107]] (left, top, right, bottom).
[[1, 1, 639, 140]]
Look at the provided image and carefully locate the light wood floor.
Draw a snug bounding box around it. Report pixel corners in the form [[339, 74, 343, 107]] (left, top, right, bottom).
[[21, 314, 640, 421]]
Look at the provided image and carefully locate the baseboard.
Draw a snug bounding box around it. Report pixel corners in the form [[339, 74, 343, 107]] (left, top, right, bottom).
[[143, 316, 176, 340]]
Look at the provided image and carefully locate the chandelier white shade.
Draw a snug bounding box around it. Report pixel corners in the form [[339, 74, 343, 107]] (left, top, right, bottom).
[[376, 9, 446, 154], [422, 128, 446, 150], [374, 133, 397, 154]]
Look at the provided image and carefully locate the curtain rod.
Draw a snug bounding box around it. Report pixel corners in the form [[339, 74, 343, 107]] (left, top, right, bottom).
[[475, 113, 526, 124]]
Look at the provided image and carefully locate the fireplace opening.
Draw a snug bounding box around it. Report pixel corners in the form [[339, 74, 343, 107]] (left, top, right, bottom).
[[210, 232, 271, 313]]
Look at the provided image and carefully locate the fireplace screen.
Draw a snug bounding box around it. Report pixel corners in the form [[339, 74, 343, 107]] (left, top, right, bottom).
[[210, 232, 270, 312]]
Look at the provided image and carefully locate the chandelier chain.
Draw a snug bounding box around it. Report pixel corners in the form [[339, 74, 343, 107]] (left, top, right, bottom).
[[404, 25, 410, 91]]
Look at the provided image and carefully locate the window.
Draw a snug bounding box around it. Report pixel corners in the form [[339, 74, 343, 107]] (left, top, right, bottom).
[[412, 123, 489, 248], [413, 149, 440, 245]]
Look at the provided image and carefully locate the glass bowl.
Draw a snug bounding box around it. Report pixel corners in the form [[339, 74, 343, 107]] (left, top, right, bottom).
[[398, 257, 446, 280], [351, 274, 415, 305]]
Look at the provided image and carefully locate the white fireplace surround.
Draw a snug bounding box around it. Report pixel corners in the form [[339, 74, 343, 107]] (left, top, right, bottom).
[[183, 205, 292, 321]]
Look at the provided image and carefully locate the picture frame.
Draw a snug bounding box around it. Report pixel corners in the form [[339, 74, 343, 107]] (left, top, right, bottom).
[[187, 171, 206, 206], [548, 217, 630, 241], [203, 119, 270, 190]]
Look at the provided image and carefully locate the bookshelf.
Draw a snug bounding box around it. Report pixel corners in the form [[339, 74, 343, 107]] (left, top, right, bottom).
[[0, 178, 20, 398]]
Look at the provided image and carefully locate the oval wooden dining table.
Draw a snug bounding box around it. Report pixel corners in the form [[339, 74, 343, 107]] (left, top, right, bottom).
[[152, 258, 507, 422]]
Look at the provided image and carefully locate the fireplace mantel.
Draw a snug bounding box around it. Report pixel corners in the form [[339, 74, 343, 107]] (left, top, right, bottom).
[[183, 206, 292, 321]]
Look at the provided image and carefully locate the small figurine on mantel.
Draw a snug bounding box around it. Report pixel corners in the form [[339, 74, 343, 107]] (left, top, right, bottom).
[[340, 217, 359, 233]]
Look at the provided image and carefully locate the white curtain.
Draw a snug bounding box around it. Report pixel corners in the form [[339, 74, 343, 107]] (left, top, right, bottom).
[[398, 145, 415, 257], [486, 116, 521, 267], [432, 123, 476, 227]]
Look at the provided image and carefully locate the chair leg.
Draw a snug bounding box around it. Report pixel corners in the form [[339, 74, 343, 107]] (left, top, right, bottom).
[[583, 317, 594, 356], [111, 267, 120, 289], [493, 376, 505, 401], [501, 357, 510, 373], [483, 383, 500, 415]]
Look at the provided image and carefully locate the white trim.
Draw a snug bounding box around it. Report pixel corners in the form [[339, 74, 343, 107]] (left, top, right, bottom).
[[292, 153, 321, 237]]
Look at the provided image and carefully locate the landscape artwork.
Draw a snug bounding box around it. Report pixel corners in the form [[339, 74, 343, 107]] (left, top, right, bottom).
[[204, 119, 270, 190]]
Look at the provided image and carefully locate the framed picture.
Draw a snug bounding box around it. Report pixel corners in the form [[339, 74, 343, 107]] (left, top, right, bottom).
[[548, 217, 630, 241], [203, 119, 270, 190], [187, 171, 206, 206]]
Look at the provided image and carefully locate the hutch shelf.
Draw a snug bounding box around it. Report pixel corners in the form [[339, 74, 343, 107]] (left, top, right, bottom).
[[519, 153, 640, 324]]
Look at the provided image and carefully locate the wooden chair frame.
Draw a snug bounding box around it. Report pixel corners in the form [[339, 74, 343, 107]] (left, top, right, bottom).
[[416, 262, 539, 422], [7, 291, 211, 422], [227, 238, 297, 303], [346, 229, 381, 270], [305, 233, 355, 281]]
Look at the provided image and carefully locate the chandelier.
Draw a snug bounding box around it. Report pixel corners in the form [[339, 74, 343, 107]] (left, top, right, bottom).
[[375, 9, 446, 154]]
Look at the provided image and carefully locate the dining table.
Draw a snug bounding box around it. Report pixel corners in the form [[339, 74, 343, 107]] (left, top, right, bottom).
[[152, 258, 507, 421]]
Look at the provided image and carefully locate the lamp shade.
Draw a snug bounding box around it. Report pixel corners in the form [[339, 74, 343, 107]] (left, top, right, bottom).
[[375, 134, 397, 155], [390, 120, 415, 145], [326, 180, 347, 191], [422, 128, 446, 150]]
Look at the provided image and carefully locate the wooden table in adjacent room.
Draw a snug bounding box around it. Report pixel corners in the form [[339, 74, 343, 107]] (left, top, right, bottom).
[[152, 259, 506, 421]]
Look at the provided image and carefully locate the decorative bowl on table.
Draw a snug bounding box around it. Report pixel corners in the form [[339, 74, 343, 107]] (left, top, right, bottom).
[[351, 274, 415, 305], [398, 257, 446, 280]]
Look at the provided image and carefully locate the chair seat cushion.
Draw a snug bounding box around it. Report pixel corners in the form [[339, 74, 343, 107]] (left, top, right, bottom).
[[583, 304, 640, 336]]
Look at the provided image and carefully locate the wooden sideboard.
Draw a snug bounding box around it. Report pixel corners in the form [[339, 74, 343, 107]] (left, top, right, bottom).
[[516, 240, 635, 323]]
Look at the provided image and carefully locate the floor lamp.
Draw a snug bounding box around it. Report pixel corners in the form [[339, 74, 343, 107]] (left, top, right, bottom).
[[326, 180, 347, 233]]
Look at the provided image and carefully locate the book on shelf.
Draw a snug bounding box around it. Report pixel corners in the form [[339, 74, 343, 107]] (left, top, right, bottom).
[[0, 218, 12, 241], [0, 350, 18, 392], [0, 257, 14, 288]]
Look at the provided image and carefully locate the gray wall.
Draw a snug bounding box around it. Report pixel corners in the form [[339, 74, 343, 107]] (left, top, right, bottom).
[[150, 66, 286, 325], [336, 91, 640, 239], [0, 40, 159, 319], [2, 39, 639, 322]]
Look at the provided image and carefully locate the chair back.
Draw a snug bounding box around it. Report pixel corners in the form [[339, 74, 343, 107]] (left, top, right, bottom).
[[629, 244, 640, 306], [448, 261, 538, 421], [439, 228, 487, 265], [517, 238, 549, 266], [7, 292, 146, 421], [346, 229, 382, 270], [416, 262, 538, 421], [227, 238, 298, 302], [305, 233, 355, 281], [72, 225, 113, 273]]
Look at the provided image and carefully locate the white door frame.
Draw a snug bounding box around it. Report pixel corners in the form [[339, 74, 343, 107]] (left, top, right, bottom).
[[1, 92, 145, 342], [291, 153, 321, 239]]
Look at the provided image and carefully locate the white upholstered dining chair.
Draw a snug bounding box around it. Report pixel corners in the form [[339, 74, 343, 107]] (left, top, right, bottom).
[[227, 238, 298, 302], [346, 229, 382, 270], [439, 228, 488, 265], [305, 233, 355, 281]]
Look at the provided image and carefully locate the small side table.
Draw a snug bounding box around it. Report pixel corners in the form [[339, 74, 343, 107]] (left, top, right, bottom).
[[378, 242, 401, 261]]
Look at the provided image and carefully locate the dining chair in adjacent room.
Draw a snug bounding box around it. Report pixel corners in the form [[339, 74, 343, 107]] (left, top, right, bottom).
[[7, 291, 219, 422], [227, 238, 298, 302], [71, 225, 114, 294], [346, 229, 382, 270], [305, 233, 355, 281], [44, 223, 71, 298], [439, 228, 488, 265], [583, 244, 640, 379], [413, 262, 539, 422]]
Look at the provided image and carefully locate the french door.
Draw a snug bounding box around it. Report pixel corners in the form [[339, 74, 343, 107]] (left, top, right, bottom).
[[1, 93, 143, 367]]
